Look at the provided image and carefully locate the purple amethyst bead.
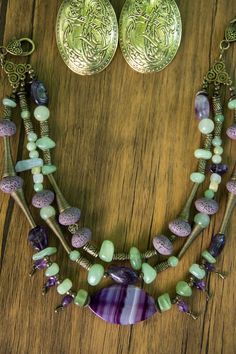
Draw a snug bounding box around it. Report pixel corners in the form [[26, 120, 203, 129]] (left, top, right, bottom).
[[43, 276, 57, 293], [204, 262, 215, 272], [107, 266, 138, 285], [32, 189, 55, 208], [195, 92, 210, 120], [210, 163, 228, 176], [62, 294, 74, 307], [208, 233, 225, 257], [59, 207, 81, 226], [226, 124, 236, 140], [0, 119, 16, 137], [71, 228, 92, 248], [195, 197, 219, 215], [168, 218, 191, 237], [34, 258, 48, 270], [226, 180, 236, 195], [177, 300, 189, 313], [28, 225, 49, 250], [31, 80, 48, 105], [0, 176, 23, 193], [193, 279, 206, 291]]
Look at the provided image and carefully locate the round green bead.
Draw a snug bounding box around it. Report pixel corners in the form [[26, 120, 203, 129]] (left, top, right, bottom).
[[129, 247, 142, 270], [34, 183, 43, 192], [204, 189, 215, 199], [40, 206, 56, 220], [157, 293, 172, 312], [215, 114, 224, 122], [167, 256, 179, 267], [34, 105, 50, 121], [228, 98, 236, 110], [141, 263, 157, 284], [212, 136, 222, 146], [99, 240, 114, 263], [189, 263, 206, 279], [42, 164, 57, 175], [87, 264, 104, 286], [57, 278, 72, 295], [194, 213, 210, 228], [190, 172, 205, 184], [21, 110, 30, 119], [210, 173, 222, 184], [27, 132, 38, 142], [176, 281, 192, 297], [201, 250, 216, 264], [69, 250, 80, 261], [32, 246, 57, 261], [29, 150, 39, 159], [198, 118, 214, 134], [45, 262, 59, 277], [74, 289, 89, 307]]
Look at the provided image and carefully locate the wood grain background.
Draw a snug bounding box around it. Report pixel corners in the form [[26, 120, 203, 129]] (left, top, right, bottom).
[[0, 1, 236, 353]]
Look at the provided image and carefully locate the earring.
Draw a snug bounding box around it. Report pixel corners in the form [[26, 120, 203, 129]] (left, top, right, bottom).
[[56, 0, 118, 75], [119, 0, 182, 73]]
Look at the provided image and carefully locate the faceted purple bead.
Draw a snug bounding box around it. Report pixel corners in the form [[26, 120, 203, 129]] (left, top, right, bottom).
[[193, 279, 206, 291], [177, 300, 189, 313], [44, 276, 57, 292], [204, 262, 215, 272], [34, 258, 48, 270], [209, 163, 228, 176], [28, 225, 49, 251], [195, 92, 210, 120], [107, 266, 138, 285], [89, 285, 157, 325], [62, 294, 73, 307], [31, 80, 48, 105], [208, 233, 225, 257]]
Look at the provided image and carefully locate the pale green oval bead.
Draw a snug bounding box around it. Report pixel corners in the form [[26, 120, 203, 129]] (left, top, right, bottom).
[[176, 281, 192, 297], [204, 189, 215, 199], [74, 289, 89, 307], [194, 149, 212, 160], [190, 172, 205, 184], [34, 105, 50, 121], [189, 263, 206, 279], [212, 154, 222, 164], [198, 118, 214, 134], [33, 173, 44, 184], [228, 98, 236, 110], [215, 114, 224, 122], [27, 142, 36, 151], [167, 256, 179, 267], [129, 247, 142, 270], [210, 173, 222, 184], [45, 262, 59, 277], [141, 263, 157, 284], [69, 250, 80, 261], [214, 146, 223, 155], [3, 97, 17, 108], [29, 150, 39, 159], [27, 132, 38, 142], [57, 278, 72, 295], [21, 110, 30, 119], [99, 240, 114, 262], [42, 164, 57, 175], [40, 206, 56, 220], [212, 136, 222, 146], [32, 246, 57, 261], [157, 293, 172, 312], [34, 183, 43, 192], [36, 137, 56, 151], [194, 213, 210, 228], [87, 264, 104, 286], [31, 166, 41, 174], [201, 250, 216, 264]]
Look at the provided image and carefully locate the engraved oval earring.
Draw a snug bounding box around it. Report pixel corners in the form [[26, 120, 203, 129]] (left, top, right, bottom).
[[56, 0, 119, 75], [119, 0, 182, 73]]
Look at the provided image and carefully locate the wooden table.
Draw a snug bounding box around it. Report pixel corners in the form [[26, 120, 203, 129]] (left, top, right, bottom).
[[0, 1, 236, 353]]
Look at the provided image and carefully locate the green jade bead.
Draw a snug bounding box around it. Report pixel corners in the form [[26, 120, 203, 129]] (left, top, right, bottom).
[[228, 98, 236, 110], [32, 247, 57, 261], [99, 240, 114, 262], [176, 281, 192, 297], [36, 137, 56, 151], [204, 189, 215, 199], [167, 256, 179, 267], [87, 264, 104, 286], [194, 149, 212, 160], [57, 278, 72, 295], [40, 206, 56, 220], [201, 250, 216, 264], [141, 263, 157, 284], [194, 213, 210, 228], [129, 247, 142, 270], [74, 289, 89, 307], [3, 97, 17, 108], [189, 264, 206, 279], [215, 114, 224, 122], [69, 250, 80, 261], [157, 293, 172, 312], [190, 172, 205, 184], [45, 262, 59, 277], [42, 164, 57, 175], [34, 183, 43, 192]]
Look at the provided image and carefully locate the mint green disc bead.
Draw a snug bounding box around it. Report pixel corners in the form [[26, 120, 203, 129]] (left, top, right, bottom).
[[45, 263, 59, 277], [194, 213, 210, 228], [27, 132, 38, 142], [87, 264, 104, 286], [26, 142, 36, 151], [40, 206, 56, 220], [194, 149, 212, 160], [42, 164, 57, 175], [204, 189, 215, 199], [32, 246, 57, 261], [214, 146, 223, 155], [215, 114, 224, 122], [210, 173, 222, 184], [190, 172, 205, 184], [69, 250, 80, 261], [176, 281, 192, 297], [157, 293, 172, 312], [36, 137, 56, 151], [228, 98, 236, 110], [129, 247, 142, 270], [99, 240, 114, 262], [57, 278, 72, 295], [201, 250, 216, 264], [34, 183, 43, 192], [212, 136, 222, 147], [21, 110, 30, 119], [189, 264, 206, 279], [167, 256, 179, 267], [141, 263, 157, 284], [3, 97, 17, 108], [198, 118, 214, 134], [34, 105, 50, 121], [74, 289, 90, 307], [29, 150, 39, 159]]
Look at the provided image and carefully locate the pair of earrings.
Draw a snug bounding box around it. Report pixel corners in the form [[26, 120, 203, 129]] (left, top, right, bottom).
[[56, 0, 182, 75]]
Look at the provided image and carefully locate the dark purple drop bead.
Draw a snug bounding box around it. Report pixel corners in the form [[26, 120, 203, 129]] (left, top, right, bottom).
[[209, 163, 228, 176], [204, 262, 215, 272], [208, 233, 226, 257], [43, 276, 57, 293], [177, 300, 189, 313], [28, 225, 49, 251], [193, 279, 206, 291], [62, 295, 74, 307], [107, 266, 138, 285], [31, 80, 48, 105], [34, 258, 48, 270]]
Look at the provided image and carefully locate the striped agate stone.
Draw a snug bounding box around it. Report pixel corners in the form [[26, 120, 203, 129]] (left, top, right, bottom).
[[89, 284, 157, 325]]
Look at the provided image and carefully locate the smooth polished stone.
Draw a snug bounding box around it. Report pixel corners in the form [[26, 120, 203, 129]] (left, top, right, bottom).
[[33, 173, 43, 184], [34, 105, 50, 121], [71, 228, 92, 248], [195, 93, 210, 119], [31, 166, 41, 174], [74, 289, 90, 307], [215, 114, 224, 122], [87, 264, 104, 286], [15, 158, 43, 172], [204, 189, 215, 199], [201, 250, 216, 264], [190, 172, 205, 184], [0, 119, 16, 137], [107, 266, 138, 285], [29, 150, 39, 159], [195, 197, 219, 215], [31, 80, 48, 105], [59, 207, 81, 226], [194, 213, 210, 228], [36, 137, 56, 150], [32, 246, 57, 261], [157, 293, 172, 312], [198, 118, 214, 134], [194, 149, 212, 160], [176, 281, 192, 297], [69, 250, 80, 261], [168, 218, 191, 237], [43, 276, 57, 292], [99, 240, 114, 262], [141, 263, 157, 284], [34, 183, 43, 192], [214, 146, 223, 155], [45, 262, 59, 277], [226, 180, 236, 195], [167, 256, 179, 267], [129, 247, 142, 270], [28, 225, 48, 250], [208, 233, 225, 257], [40, 206, 56, 220], [212, 136, 222, 146], [228, 97, 236, 109], [21, 110, 30, 119], [32, 190, 55, 208], [42, 164, 57, 175], [189, 264, 206, 279], [212, 154, 222, 164], [89, 285, 157, 325], [26, 142, 36, 151], [57, 278, 72, 295], [153, 235, 173, 255], [226, 124, 236, 140], [0, 176, 23, 193], [27, 132, 38, 142], [61, 294, 73, 307], [3, 97, 16, 108]]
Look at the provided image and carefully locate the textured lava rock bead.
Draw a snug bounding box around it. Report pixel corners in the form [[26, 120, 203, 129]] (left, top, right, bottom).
[[195, 197, 219, 215], [0, 119, 16, 137], [153, 235, 173, 255], [32, 190, 55, 208], [71, 228, 92, 248], [226, 124, 236, 140], [226, 180, 236, 195], [168, 218, 191, 237], [0, 176, 23, 193], [59, 207, 81, 225]]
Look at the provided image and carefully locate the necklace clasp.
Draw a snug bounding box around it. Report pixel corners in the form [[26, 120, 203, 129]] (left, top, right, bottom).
[[6, 38, 35, 56]]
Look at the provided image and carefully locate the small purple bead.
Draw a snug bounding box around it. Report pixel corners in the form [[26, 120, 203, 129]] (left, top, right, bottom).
[[226, 124, 236, 140], [209, 163, 228, 176], [59, 207, 81, 226], [193, 279, 206, 291], [195, 92, 210, 120], [177, 300, 189, 313], [195, 197, 219, 215], [204, 262, 215, 272], [0, 176, 23, 193], [153, 235, 173, 255], [107, 266, 138, 285], [44, 276, 57, 291], [168, 218, 191, 237], [0, 119, 16, 137], [31, 80, 48, 105], [28, 225, 49, 250], [32, 189, 55, 208], [208, 233, 225, 257], [62, 294, 74, 307], [226, 180, 236, 195], [34, 258, 48, 270], [71, 228, 92, 248]]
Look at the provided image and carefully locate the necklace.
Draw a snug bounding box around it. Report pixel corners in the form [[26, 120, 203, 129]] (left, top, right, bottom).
[[0, 19, 236, 325]]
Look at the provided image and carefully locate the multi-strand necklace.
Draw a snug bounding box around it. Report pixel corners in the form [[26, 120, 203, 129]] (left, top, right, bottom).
[[0, 19, 236, 325]]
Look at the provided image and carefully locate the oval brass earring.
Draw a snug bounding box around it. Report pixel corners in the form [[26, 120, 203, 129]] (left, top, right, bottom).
[[119, 0, 182, 73], [56, 0, 118, 75]]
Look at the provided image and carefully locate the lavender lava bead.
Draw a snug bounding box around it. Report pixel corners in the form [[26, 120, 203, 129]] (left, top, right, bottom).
[[0, 119, 16, 137], [168, 218, 191, 237], [153, 235, 173, 255], [0, 176, 23, 193], [226, 180, 236, 195], [195, 197, 219, 215], [71, 228, 92, 248], [59, 207, 81, 225], [32, 189, 55, 208], [226, 124, 236, 140]]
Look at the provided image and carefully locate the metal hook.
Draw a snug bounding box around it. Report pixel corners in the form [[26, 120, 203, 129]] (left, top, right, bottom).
[[6, 38, 35, 56]]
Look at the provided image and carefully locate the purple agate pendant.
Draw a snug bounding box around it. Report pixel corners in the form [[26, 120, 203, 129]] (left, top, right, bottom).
[[89, 285, 157, 325], [195, 91, 210, 120], [31, 80, 48, 105]]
